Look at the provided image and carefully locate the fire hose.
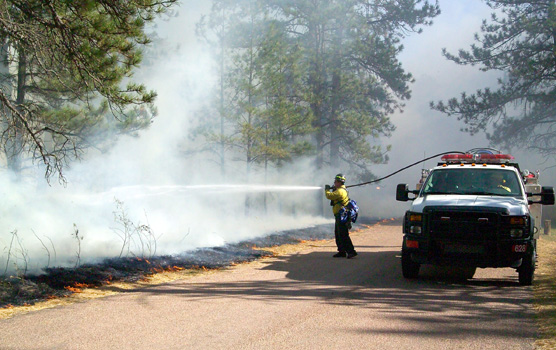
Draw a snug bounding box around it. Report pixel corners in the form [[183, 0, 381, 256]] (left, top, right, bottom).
[[345, 151, 467, 189]]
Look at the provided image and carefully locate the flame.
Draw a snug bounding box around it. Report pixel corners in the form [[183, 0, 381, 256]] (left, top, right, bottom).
[[73, 282, 92, 288], [64, 286, 82, 293], [160, 266, 183, 272], [63, 281, 94, 293]]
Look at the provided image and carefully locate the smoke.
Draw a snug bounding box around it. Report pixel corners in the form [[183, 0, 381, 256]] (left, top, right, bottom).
[[0, 1, 331, 276], [0, 174, 329, 274], [3, 0, 554, 276]]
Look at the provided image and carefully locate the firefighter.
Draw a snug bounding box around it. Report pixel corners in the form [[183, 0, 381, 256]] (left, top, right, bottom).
[[325, 174, 357, 259], [486, 171, 511, 193]]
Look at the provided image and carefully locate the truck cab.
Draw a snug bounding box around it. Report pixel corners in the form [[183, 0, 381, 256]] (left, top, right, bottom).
[[396, 151, 555, 285]]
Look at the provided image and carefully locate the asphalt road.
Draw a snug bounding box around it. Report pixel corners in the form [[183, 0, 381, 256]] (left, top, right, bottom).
[[0, 224, 536, 350]]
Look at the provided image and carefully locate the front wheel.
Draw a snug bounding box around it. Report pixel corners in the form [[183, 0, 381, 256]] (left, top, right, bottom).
[[461, 266, 476, 280], [518, 253, 535, 286], [401, 249, 420, 279]]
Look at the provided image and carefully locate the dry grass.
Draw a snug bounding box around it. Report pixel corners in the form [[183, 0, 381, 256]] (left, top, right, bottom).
[[0, 286, 122, 319], [0, 234, 342, 321], [0, 266, 218, 320], [534, 234, 556, 349], [258, 239, 329, 256]]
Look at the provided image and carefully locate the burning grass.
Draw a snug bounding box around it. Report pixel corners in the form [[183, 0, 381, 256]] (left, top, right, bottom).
[[1, 221, 374, 318], [534, 234, 556, 349], [0, 251, 271, 314]]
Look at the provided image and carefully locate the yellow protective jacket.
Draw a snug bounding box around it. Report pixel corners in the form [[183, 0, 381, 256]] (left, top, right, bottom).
[[325, 185, 349, 215]]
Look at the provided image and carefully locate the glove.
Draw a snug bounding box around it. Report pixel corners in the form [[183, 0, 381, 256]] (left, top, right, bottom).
[[325, 184, 331, 191]]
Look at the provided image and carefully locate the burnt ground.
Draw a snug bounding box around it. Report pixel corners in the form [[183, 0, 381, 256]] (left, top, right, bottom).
[[0, 218, 387, 308]]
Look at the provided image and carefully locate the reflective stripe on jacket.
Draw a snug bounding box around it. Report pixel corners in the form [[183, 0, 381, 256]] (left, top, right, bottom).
[[325, 185, 349, 215]]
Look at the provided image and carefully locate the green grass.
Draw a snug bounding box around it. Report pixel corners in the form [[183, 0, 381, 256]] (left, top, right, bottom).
[[534, 234, 556, 349]]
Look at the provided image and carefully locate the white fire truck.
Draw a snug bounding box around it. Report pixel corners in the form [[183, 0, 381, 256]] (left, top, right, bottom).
[[396, 150, 555, 285]]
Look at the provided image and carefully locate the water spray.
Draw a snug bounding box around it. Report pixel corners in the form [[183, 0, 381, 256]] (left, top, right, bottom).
[[98, 184, 322, 201]]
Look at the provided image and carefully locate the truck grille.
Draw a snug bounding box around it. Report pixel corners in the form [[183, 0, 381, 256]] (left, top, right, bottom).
[[425, 206, 508, 241]]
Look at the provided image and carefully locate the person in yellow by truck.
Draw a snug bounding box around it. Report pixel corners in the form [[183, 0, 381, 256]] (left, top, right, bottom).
[[325, 174, 357, 259]]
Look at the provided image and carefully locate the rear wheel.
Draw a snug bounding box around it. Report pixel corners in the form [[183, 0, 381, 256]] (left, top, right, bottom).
[[401, 248, 420, 279]]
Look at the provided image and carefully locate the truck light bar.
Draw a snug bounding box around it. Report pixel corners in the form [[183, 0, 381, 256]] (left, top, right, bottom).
[[441, 153, 514, 164], [441, 154, 473, 161]]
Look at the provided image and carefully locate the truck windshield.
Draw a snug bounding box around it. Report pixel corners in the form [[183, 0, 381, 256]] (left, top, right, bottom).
[[421, 168, 522, 197]]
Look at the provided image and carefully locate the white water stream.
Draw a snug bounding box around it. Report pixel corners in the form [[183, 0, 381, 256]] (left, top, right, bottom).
[[96, 184, 322, 199], [1, 183, 329, 275]]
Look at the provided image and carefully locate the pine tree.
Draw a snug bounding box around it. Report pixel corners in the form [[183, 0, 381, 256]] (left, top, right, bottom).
[[196, 0, 439, 181], [268, 0, 440, 179], [195, 0, 241, 179], [255, 20, 313, 169], [195, 0, 313, 179], [0, 0, 176, 181], [432, 0, 556, 158]]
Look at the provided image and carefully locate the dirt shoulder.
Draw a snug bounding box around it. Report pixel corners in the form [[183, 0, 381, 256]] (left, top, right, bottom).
[[534, 234, 556, 349]]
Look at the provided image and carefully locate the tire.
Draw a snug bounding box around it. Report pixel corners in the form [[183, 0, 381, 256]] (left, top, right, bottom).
[[518, 253, 535, 286], [462, 267, 476, 280], [401, 249, 420, 279]]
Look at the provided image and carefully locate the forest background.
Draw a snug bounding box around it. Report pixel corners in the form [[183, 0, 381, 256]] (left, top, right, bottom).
[[0, 0, 555, 273]]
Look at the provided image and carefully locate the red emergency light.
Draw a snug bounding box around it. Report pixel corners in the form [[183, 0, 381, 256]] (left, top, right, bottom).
[[440, 154, 473, 161], [441, 153, 514, 164]]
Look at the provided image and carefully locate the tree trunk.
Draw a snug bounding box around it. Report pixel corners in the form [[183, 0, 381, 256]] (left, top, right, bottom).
[[219, 30, 226, 180], [244, 12, 256, 217], [7, 47, 26, 174], [329, 23, 343, 167], [309, 21, 326, 172]]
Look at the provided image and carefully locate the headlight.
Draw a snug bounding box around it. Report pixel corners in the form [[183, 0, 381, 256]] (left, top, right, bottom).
[[410, 226, 422, 234], [408, 213, 422, 235], [508, 216, 528, 238], [510, 229, 524, 238]]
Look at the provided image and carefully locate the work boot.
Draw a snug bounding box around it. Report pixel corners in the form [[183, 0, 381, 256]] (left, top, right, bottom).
[[333, 252, 347, 258], [347, 252, 358, 259]]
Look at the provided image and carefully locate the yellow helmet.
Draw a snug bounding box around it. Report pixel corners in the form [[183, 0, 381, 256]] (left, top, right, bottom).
[[335, 173, 346, 183]]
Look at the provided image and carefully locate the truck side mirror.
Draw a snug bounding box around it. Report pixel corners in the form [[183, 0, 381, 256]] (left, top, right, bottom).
[[527, 186, 555, 205], [541, 186, 555, 205], [396, 184, 409, 202]]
